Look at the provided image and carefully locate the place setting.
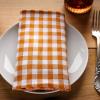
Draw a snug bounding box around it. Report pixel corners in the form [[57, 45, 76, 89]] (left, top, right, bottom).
[[0, 0, 99, 97]]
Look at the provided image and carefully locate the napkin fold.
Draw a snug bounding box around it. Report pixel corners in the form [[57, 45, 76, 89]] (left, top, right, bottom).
[[13, 10, 71, 92]]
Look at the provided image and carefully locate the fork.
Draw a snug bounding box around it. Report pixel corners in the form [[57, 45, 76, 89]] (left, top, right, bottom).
[[92, 9, 100, 92]]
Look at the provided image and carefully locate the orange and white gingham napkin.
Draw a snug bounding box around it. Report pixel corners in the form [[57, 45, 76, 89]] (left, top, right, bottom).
[[13, 10, 71, 92]]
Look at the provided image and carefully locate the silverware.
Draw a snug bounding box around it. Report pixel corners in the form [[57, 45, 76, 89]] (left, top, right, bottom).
[[92, 9, 100, 92]]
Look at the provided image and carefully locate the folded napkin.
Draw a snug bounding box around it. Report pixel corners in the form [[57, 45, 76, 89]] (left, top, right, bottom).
[[13, 10, 71, 92]]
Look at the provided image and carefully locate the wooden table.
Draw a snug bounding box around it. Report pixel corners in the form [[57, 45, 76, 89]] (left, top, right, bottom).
[[0, 0, 100, 100]]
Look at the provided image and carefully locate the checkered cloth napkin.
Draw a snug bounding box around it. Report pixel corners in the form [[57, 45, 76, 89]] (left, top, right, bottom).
[[13, 10, 71, 92]]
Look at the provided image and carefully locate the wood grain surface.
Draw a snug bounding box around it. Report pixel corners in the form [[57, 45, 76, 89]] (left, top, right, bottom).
[[0, 0, 100, 100]]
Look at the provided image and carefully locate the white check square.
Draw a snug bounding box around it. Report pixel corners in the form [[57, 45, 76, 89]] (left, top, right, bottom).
[[24, 43, 29, 47], [32, 69, 38, 74], [21, 80, 27, 86], [34, 28, 39, 32], [22, 60, 28, 65], [25, 20, 31, 25], [23, 51, 28, 56], [22, 69, 27, 75]]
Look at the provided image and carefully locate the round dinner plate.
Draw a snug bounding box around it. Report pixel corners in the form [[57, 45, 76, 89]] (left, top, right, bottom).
[[0, 23, 88, 93]]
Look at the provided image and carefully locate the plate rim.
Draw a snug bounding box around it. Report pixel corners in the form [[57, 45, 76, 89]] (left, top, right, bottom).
[[66, 22, 88, 84]]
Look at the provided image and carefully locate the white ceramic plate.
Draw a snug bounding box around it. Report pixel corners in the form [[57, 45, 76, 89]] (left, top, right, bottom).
[[0, 23, 88, 93]]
